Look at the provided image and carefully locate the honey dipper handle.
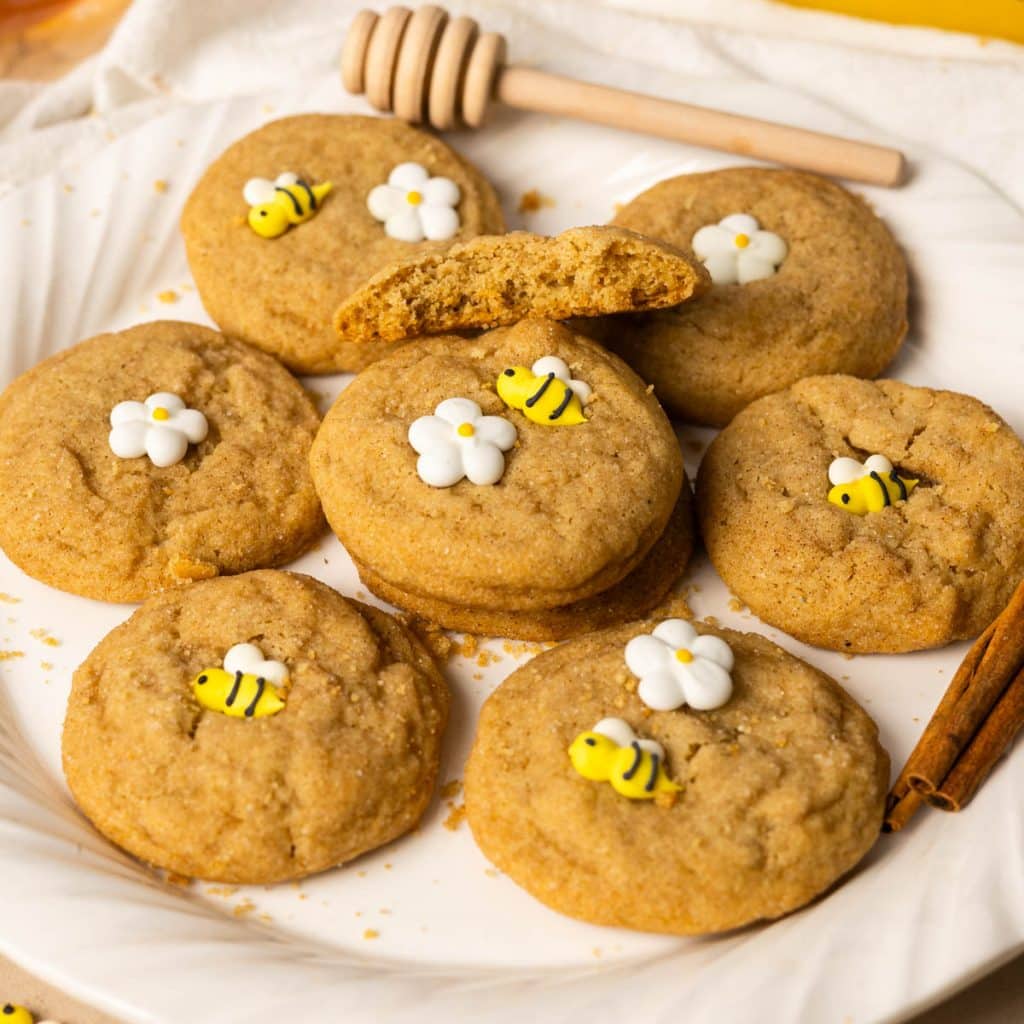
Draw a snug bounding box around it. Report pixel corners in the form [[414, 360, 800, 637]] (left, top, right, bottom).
[[496, 66, 906, 187]]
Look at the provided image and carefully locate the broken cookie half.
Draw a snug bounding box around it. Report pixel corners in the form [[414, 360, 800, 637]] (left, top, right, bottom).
[[332, 225, 710, 345]]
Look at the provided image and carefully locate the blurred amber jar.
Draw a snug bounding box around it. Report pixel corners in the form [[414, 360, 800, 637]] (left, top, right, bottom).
[[0, 0, 129, 79], [778, 0, 1024, 43]]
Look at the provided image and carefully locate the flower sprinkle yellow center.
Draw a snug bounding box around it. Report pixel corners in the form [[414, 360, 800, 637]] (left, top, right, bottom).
[[457, 422, 475, 438], [675, 648, 694, 664], [406, 190, 423, 206], [733, 233, 750, 249], [152, 407, 170, 421]]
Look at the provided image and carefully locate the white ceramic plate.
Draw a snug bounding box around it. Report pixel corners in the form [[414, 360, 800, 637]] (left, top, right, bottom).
[[1, 72, 1022, 1024]]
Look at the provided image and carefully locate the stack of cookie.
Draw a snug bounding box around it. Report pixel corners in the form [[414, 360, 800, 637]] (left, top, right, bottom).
[[2, 111, 1022, 939]]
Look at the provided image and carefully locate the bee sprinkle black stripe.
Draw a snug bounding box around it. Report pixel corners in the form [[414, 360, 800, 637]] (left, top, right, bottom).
[[891, 472, 908, 500], [646, 753, 659, 793], [275, 185, 303, 216], [524, 373, 555, 408], [297, 179, 317, 209], [622, 741, 643, 780], [548, 385, 574, 421], [226, 670, 244, 707], [869, 470, 891, 507], [245, 677, 266, 718]]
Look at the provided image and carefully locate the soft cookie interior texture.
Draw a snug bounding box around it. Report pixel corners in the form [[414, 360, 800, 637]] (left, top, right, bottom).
[[601, 167, 908, 426], [332, 226, 710, 345], [181, 114, 505, 374], [697, 376, 1024, 653], [62, 571, 449, 885], [310, 320, 684, 616], [464, 621, 888, 935], [0, 321, 324, 602]]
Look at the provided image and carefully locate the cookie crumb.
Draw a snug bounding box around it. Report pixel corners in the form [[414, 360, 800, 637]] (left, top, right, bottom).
[[443, 804, 467, 831], [457, 634, 479, 659], [441, 779, 462, 800], [727, 596, 746, 613], [40, 661, 53, 670], [165, 871, 192, 888], [153, 179, 169, 193], [363, 928, 380, 940], [63, 183, 74, 194], [30, 628, 60, 647], [0, 593, 20, 604], [157, 289, 180, 304], [517, 189, 555, 214], [233, 899, 256, 918], [484, 868, 499, 878]]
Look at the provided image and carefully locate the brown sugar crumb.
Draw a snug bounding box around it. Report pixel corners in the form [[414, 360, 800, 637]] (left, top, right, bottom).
[[153, 179, 169, 193], [157, 289, 180, 304], [443, 804, 467, 831], [475, 648, 502, 668], [30, 628, 60, 647], [501, 640, 546, 659], [517, 189, 555, 214], [205, 885, 239, 898], [363, 928, 380, 940], [0, 593, 20, 604], [456, 634, 479, 659], [441, 779, 462, 800], [0, 650, 23, 661]]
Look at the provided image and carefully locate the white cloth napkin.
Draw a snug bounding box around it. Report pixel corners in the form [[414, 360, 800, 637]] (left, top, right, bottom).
[[0, 0, 1021, 205]]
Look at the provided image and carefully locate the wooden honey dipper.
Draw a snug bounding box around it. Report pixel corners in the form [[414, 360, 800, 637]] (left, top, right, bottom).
[[342, 5, 906, 188]]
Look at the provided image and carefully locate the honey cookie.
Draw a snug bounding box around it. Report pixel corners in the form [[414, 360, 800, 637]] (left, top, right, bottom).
[[464, 619, 888, 935], [0, 321, 323, 602], [332, 226, 709, 345], [696, 376, 1024, 653], [310, 319, 690, 639], [181, 114, 505, 374], [601, 168, 907, 426], [62, 570, 449, 884]]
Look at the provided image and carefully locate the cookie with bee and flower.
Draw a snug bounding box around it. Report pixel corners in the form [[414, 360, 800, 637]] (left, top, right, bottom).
[[61, 570, 449, 885], [180, 113, 505, 375], [309, 318, 694, 640], [0, 321, 325, 602], [464, 616, 889, 935], [696, 375, 1024, 653], [583, 166, 908, 427]]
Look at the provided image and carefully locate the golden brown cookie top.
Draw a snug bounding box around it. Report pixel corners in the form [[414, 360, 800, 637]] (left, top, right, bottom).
[[62, 570, 449, 884], [310, 320, 684, 612], [607, 167, 908, 425], [182, 114, 505, 373], [696, 375, 1024, 652], [332, 226, 710, 344], [0, 321, 323, 601], [464, 619, 888, 935]]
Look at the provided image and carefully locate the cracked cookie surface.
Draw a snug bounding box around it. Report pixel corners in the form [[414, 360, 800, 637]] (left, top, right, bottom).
[[310, 320, 686, 618], [62, 570, 449, 884], [602, 168, 908, 426], [696, 376, 1024, 652], [0, 321, 324, 601], [464, 620, 888, 934]]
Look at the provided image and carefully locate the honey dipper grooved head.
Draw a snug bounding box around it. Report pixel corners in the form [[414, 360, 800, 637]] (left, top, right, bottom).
[[341, 6, 507, 129]]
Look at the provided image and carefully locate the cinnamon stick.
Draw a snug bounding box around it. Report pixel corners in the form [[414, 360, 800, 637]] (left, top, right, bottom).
[[926, 666, 1024, 812], [884, 577, 1024, 830], [909, 580, 1024, 794], [882, 787, 924, 833]]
